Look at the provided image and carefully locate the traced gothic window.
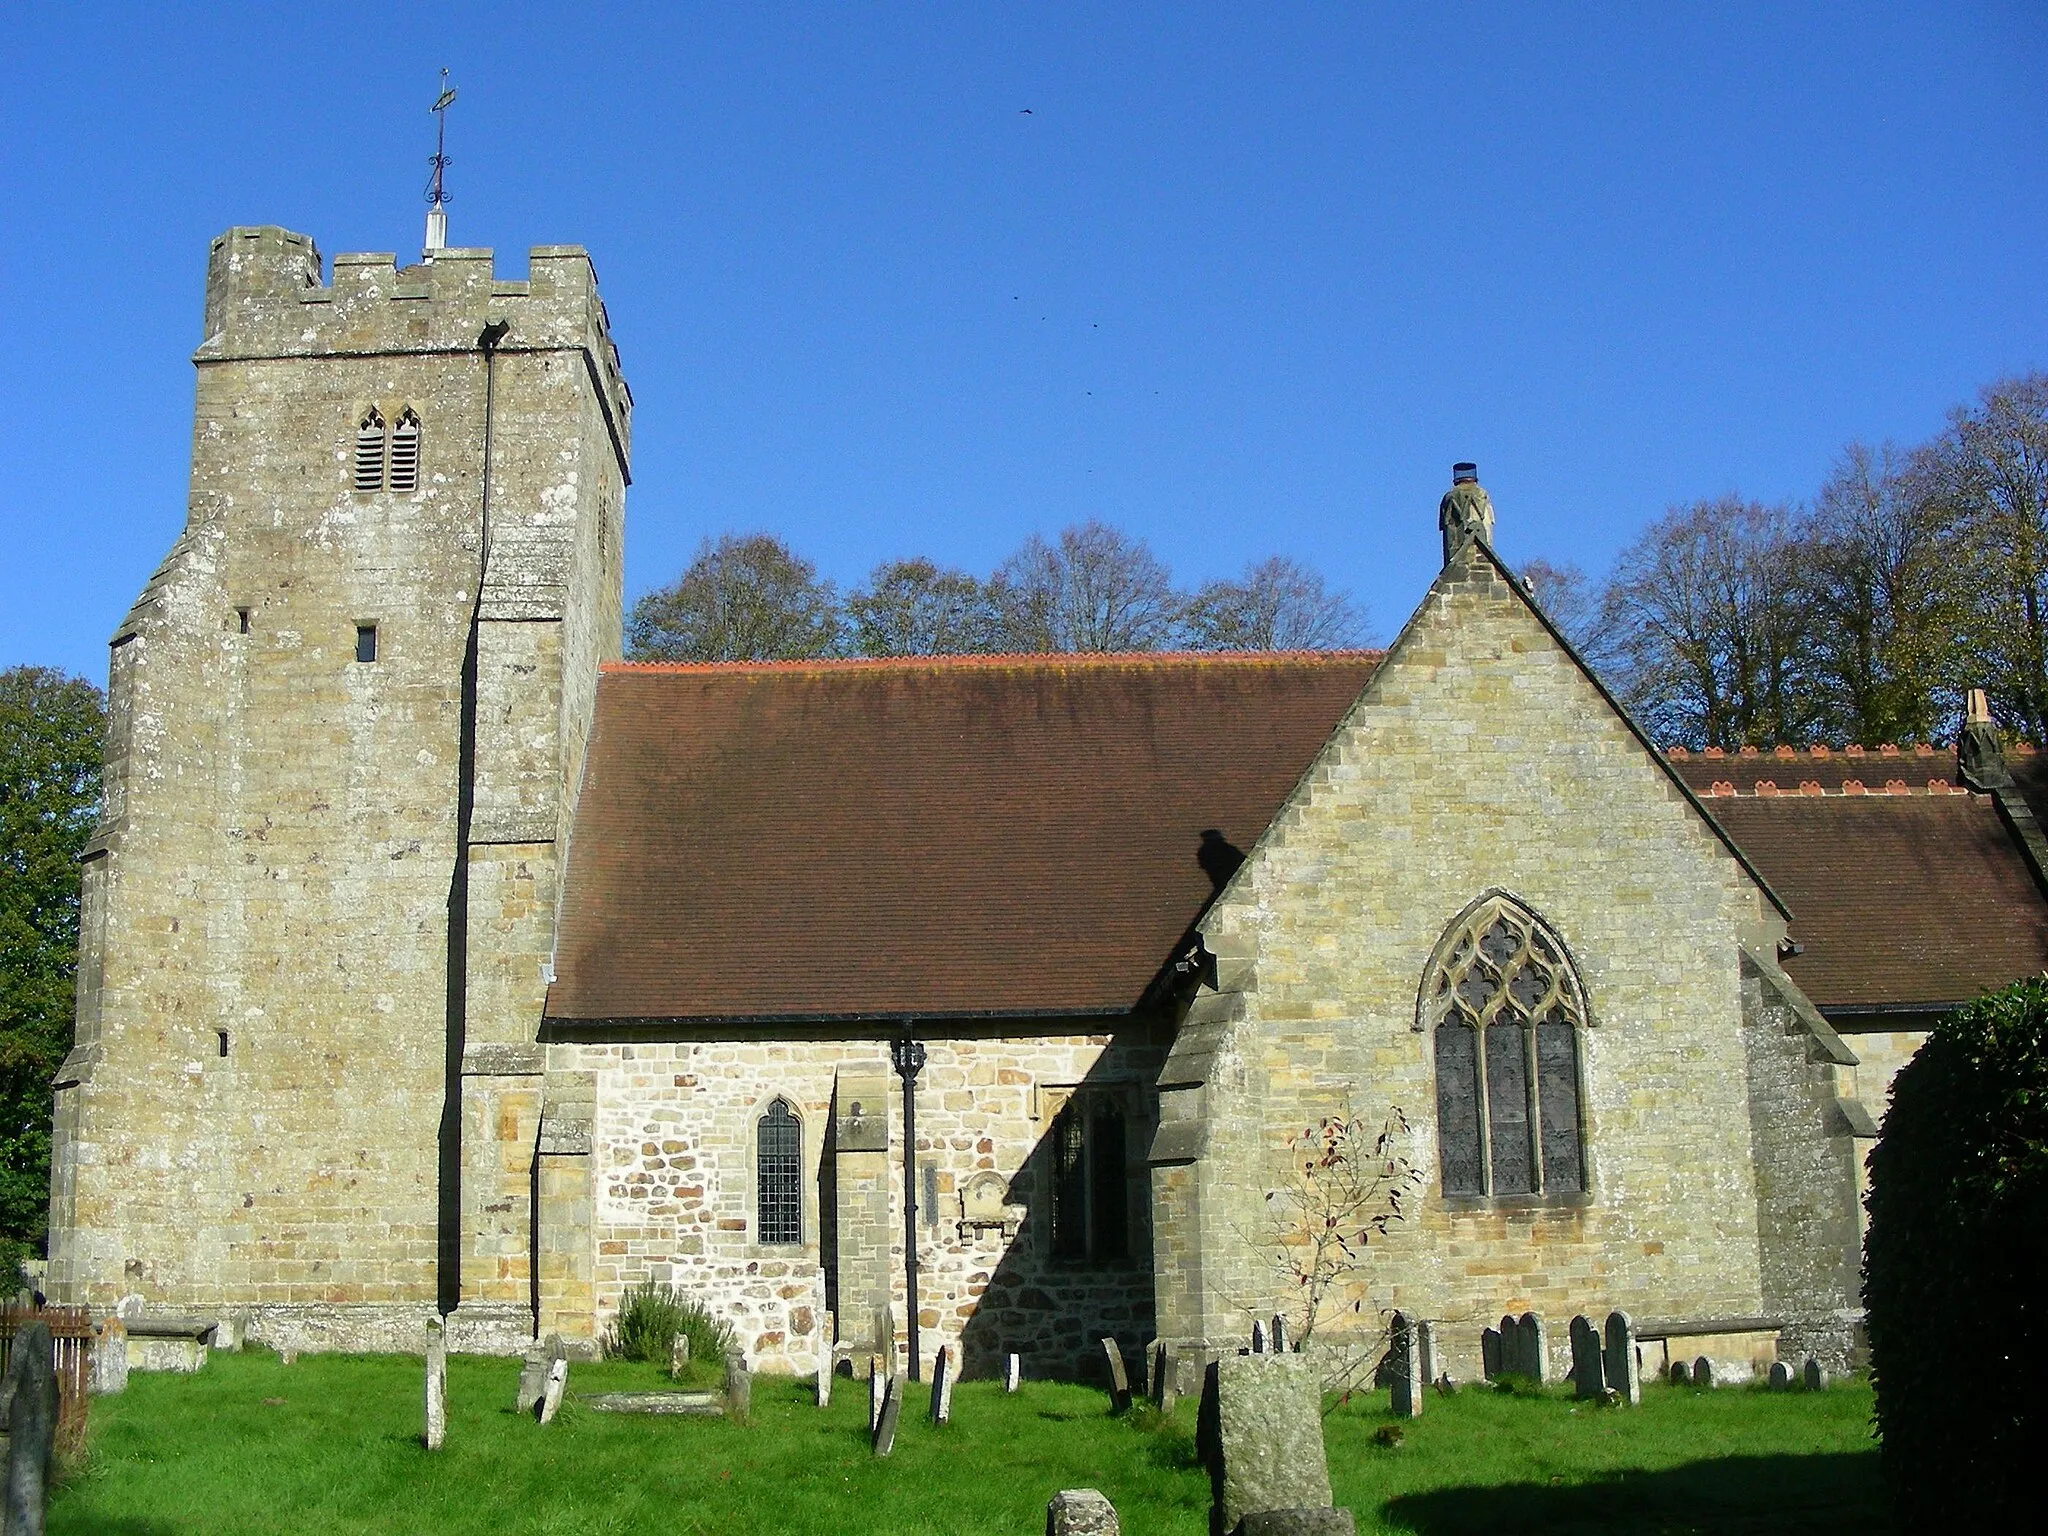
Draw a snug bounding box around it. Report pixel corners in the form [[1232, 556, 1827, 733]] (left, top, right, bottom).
[[1050, 1090, 1129, 1263], [1422, 895, 1587, 1197], [353, 408, 387, 491], [756, 1099, 801, 1244], [387, 408, 421, 493]]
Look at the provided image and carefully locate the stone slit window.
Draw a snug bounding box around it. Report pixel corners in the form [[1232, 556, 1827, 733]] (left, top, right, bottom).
[[352, 408, 387, 491], [756, 1098, 802, 1245], [1422, 894, 1587, 1198]]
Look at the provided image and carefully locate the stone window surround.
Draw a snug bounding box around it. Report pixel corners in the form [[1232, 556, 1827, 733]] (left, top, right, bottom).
[[1036, 1081, 1146, 1269], [736, 1089, 825, 1254], [1418, 888, 1596, 1205], [347, 400, 425, 496]]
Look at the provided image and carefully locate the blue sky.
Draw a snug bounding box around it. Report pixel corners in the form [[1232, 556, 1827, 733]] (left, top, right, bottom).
[[4, 3, 2045, 681]]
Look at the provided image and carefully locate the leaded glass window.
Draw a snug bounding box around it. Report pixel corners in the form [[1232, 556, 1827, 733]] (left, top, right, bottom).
[[1422, 896, 1587, 1197], [756, 1099, 801, 1244]]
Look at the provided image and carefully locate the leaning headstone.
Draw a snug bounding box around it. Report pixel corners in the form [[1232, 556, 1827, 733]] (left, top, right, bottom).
[[1692, 1356, 1714, 1388], [537, 1356, 569, 1424], [90, 1316, 128, 1395], [869, 1360, 887, 1429], [1197, 1355, 1340, 1536], [928, 1345, 954, 1424], [423, 1319, 447, 1450], [3, 1320, 58, 1536], [1004, 1351, 1022, 1393], [724, 1350, 751, 1422], [1768, 1360, 1792, 1391], [871, 1372, 903, 1456], [1416, 1320, 1439, 1388], [1668, 1358, 1689, 1386], [1388, 1312, 1423, 1419], [1603, 1312, 1640, 1406], [1046, 1488, 1119, 1536], [1803, 1357, 1829, 1392], [1102, 1338, 1132, 1413], [1271, 1315, 1287, 1355], [1251, 1320, 1265, 1355], [1520, 1313, 1548, 1383], [1568, 1315, 1606, 1400], [1480, 1325, 1503, 1382]]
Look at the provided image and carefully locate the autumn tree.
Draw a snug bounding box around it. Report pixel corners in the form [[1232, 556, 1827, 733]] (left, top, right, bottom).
[[843, 558, 1003, 657], [992, 520, 1181, 653], [626, 533, 840, 662], [1182, 556, 1369, 651], [1, 667, 104, 1279]]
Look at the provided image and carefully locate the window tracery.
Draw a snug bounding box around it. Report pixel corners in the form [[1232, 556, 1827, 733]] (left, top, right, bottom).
[[1422, 895, 1587, 1197], [352, 408, 387, 491], [756, 1098, 801, 1244]]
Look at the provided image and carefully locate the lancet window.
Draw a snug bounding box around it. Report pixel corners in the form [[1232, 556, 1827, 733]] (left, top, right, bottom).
[[1422, 894, 1587, 1198], [352, 408, 387, 491], [387, 408, 421, 493], [351, 406, 421, 493], [755, 1099, 802, 1245]]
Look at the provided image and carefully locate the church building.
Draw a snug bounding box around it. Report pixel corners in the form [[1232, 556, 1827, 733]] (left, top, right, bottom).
[[45, 226, 2048, 1382]]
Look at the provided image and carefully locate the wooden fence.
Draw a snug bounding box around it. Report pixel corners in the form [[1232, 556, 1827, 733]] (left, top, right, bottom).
[[1, 1303, 95, 1457]]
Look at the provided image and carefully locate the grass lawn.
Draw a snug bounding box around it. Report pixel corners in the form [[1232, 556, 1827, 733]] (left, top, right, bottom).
[[48, 1351, 1882, 1536]]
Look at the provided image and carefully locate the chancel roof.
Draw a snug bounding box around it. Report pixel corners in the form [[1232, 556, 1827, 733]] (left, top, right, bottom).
[[547, 652, 1381, 1022], [1667, 747, 2048, 1013]]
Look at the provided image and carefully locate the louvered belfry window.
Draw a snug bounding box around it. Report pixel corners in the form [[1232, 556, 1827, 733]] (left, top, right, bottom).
[[387, 408, 421, 493], [756, 1099, 802, 1244], [352, 408, 387, 491], [1423, 895, 1587, 1197]]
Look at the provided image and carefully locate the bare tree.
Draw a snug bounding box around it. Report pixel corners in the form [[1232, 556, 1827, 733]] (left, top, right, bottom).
[[1915, 373, 2048, 742], [1182, 556, 1370, 651], [991, 520, 1180, 653], [1597, 498, 1815, 749], [1802, 442, 1964, 744], [844, 558, 1003, 657], [1517, 558, 1604, 656], [626, 533, 840, 662]]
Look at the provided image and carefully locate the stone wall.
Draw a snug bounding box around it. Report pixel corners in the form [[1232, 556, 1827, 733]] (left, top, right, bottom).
[[47, 227, 627, 1348], [543, 1025, 1166, 1378], [1158, 547, 1796, 1380]]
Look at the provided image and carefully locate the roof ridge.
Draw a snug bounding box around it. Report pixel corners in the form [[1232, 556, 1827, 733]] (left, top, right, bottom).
[[602, 649, 1386, 676]]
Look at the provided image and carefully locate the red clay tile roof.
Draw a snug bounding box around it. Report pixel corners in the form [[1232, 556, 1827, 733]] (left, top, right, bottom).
[[1672, 774, 2048, 1011], [547, 651, 1381, 1021]]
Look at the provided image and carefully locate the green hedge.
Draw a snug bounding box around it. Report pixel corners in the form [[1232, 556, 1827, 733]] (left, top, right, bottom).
[[1864, 977, 2048, 1526]]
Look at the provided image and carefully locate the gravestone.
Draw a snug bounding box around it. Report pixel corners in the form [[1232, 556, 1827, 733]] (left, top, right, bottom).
[[929, 1345, 954, 1425], [870, 1360, 887, 1429], [538, 1357, 569, 1424], [670, 1331, 691, 1377], [1102, 1338, 1132, 1414], [1416, 1320, 1439, 1389], [1197, 1355, 1340, 1536], [423, 1319, 447, 1450], [1271, 1316, 1287, 1355], [1803, 1358, 1829, 1392], [90, 1317, 127, 1395], [1046, 1488, 1119, 1536], [1388, 1313, 1423, 1419], [516, 1334, 568, 1417], [1004, 1352, 1022, 1393], [1480, 1325, 1502, 1382], [1691, 1356, 1714, 1388], [816, 1342, 833, 1408], [1152, 1341, 1177, 1413], [1668, 1358, 1689, 1386], [1567, 1315, 1605, 1400], [871, 1373, 903, 1456], [1602, 1312, 1640, 1406], [1519, 1313, 1548, 1383], [1251, 1320, 1265, 1355], [280, 1347, 297, 1366], [1238, 1514, 1357, 1535], [2, 1320, 57, 1536], [723, 1350, 751, 1423], [1494, 1314, 1522, 1377], [1768, 1361, 1792, 1391]]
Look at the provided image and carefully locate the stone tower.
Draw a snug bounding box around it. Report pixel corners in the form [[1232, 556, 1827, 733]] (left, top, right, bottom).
[[46, 227, 630, 1350]]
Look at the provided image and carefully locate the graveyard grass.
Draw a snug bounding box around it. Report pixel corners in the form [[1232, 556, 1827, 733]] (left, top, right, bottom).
[[47, 1351, 1882, 1536]]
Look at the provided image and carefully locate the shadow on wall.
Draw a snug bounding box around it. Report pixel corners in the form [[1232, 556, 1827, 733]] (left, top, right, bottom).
[[956, 1024, 1166, 1386], [1380, 1450, 1886, 1535]]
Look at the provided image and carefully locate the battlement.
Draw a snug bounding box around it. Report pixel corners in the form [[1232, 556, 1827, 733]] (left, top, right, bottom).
[[197, 226, 630, 459]]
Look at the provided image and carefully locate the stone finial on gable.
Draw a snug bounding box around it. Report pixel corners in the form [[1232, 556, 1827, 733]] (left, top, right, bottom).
[[1439, 462, 1495, 564]]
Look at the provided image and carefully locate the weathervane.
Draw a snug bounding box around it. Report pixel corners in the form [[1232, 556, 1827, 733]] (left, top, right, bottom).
[[423, 69, 457, 258]]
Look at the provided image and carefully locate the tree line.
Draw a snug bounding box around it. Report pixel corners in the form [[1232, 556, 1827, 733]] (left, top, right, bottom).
[[625, 520, 1372, 662], [1525, 371, 2048, 749]]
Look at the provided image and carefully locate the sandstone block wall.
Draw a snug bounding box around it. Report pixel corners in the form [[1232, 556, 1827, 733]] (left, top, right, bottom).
[[544, 1026, 1166, 1378], [48, 227, 627, 1348], [1159, 550, 1800, 1379]]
